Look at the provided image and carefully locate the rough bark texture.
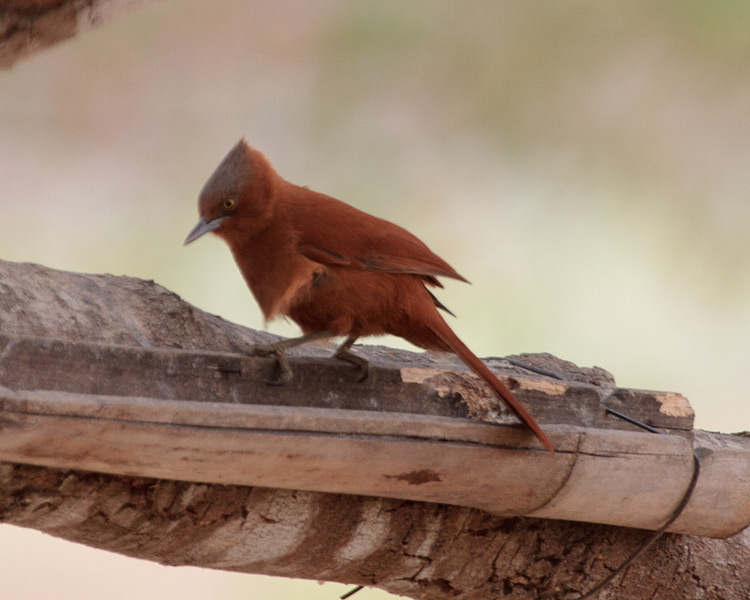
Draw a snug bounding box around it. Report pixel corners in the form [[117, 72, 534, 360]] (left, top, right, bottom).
[[2, 463, 749, 600], [0, 0, 150, 69], [0, 259, 748, 599]]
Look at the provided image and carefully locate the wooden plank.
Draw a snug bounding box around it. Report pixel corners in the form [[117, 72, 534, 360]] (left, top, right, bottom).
[[0, 388, 575, 447], [0, 334, 623, 428], [3, 387, 746, 537], [0, 389, 572, 513]]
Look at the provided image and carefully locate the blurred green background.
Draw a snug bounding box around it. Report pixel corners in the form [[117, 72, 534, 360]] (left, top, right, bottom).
[[1, 1, 749, 598]]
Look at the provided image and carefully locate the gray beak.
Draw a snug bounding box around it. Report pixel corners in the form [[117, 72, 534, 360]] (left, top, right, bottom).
[[184, 216, 228, 245]]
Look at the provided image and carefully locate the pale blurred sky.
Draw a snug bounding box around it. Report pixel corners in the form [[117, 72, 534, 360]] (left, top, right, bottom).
[[1, 1, 749, 598]]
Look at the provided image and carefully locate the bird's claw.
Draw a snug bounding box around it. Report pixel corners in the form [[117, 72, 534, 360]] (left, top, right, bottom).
[[265, 367, 294, 386], [353, 361, 369, 383], [334, 348, 370, 383], [249, 344, 295, 385], [250, 339, 369, 385]]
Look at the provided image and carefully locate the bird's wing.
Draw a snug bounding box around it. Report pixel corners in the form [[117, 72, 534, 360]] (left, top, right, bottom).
[[285, 188, 469, 285]]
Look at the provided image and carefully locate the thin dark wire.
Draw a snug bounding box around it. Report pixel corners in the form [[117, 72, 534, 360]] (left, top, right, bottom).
[[604, 407, 662, 434], [339, 585, 364, 599], [573, 410, 702, 599], [505, 358, 565, 381]]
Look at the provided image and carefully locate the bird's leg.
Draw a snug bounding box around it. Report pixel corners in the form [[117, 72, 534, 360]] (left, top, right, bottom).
[[250, 330, 332, 384], [333, 335, 369, 382]]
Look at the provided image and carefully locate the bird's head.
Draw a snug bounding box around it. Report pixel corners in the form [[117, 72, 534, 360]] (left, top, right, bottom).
[[184, 139, 274, 245]]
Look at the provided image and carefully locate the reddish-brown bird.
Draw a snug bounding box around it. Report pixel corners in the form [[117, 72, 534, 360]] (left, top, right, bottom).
[[185, 140, 554, 453]]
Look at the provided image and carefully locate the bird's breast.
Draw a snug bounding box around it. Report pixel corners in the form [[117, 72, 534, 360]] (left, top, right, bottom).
[[229, 234, 319, 323]]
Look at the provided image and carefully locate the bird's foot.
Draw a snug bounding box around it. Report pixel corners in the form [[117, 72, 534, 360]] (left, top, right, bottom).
[[249, 344, 294, 385], [334, 338, 369, 382], [249, 332, 365, 384]]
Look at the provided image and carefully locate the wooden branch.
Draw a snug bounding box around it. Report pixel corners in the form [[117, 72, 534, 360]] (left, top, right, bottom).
[[1, 259, 749, 599], [0, 0, 151, 69]]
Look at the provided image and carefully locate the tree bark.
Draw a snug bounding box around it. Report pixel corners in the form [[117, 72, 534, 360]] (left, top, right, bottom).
[[0, 259, 748, 599], [0, 0, 150, 69]]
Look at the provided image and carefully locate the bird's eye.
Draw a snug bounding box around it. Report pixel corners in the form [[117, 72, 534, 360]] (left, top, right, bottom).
[[222, 198, 236, 211]]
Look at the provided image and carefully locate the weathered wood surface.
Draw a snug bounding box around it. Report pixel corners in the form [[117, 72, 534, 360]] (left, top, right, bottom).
[[1, 259, 749, 599], [1, 365, 748, 538], [0, 384, 706, 534]]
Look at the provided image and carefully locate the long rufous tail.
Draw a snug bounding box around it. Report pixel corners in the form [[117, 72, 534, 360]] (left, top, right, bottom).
[[430, 317, 555, 453]]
